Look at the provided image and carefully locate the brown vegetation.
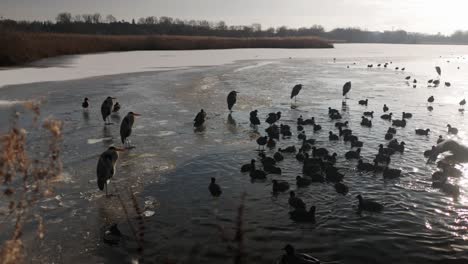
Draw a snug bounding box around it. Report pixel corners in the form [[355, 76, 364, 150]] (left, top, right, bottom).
[[0, 31, 333, 66]]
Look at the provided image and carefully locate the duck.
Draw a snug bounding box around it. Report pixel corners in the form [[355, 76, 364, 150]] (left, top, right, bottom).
[[357, 159, 375, 172], [360, 116, 372, 127], [423, 146, 436, 158], [415, 128, 430, 136], [335, 121, 348, 128], [297, 116, 305, 125], [402, 112, 412, 119], [296, 150, 306, 162], [301, 140, 312, 153], [304, 117, 315, 125], [388, 140, 405, 153], [312, 146, 329, 157], [356, 194, 383, 212], [324, 153, 337, 164], [383, 167, 401, 179], [329, 112, 342, 120], [338, 127, 352, 136], [249, 110, 261, 126], [289, 206, 316, 223], [329, 131, 339, 141], [267, 137, 277, 149], [259, 152, 276, 167], [405, 76, 411, 80], [437, 136, 444, 144], [264, 163, 282, 175], [363, 111, 374, 118], [379, 144, 396, 156], [381, 113, 392, 120], [256, 136, 268, 150], [325, 166, 344, 183], [413, 79, 417, 83], [288, 191, 306, 209], [266, 112, 281, 125], [358, 99, 368, 106], [392, 119, 406, 127], [375, 152, 391, 165], [279, 146, 297, 153], [313, 124, 322, 132], [297, 125, 304, 132], [427, 96, 435, 103], [447, 124, 458, 135], [343, 134, 357, 142], [350, 138, 364, 148], [384, 133, 393, 140], [274, 152, 284, 162], [279, 244, 321, 264], [387, 127, 397, 134], [272, 180, 290, 193], [297, 131, 306, 140], [345, 148, 361, 160], [240, 159, 255, 173], [445, 82, 451, 87], [265, 124, 280, 139], [209, 177, 222, 197], [249, 163, 267, 180], [82, 97, 89, 109], [383, 104, 389, 112], [335, 182, 349, 195], [296, 176, 312, 187]]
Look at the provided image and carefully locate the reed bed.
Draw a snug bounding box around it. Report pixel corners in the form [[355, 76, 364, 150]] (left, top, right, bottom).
[[0, 31, 333, 66]]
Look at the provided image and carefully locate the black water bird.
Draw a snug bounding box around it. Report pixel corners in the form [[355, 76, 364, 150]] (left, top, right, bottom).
[[428, 96, 434, 103], [361, 116, 372, 127], [249, 163, 267, 180], [364, 111, 374, 118], [267, 137, 276, 149], [272, 180, 290, 192], [266, 112, 281, 125], [379, 144, 396, 156], [383, 167, 401, 179], [289, 191, 306, 209], [256, 136, 268, 150], [112, 102, 121, 113], [97, 146, 124, 196], [445, 82, 451, 87], [405, 76, 411, 80], [433, 80, 440, 86], [415, 128, 430, 136], [227, 91, 238, 112], [274, 152, 284, 162], [329, 131, 339, 141], [82, 97, 89, 109], [356, 194, 383, 212], [335, 182, 349, 195], [385, 133, 393, 140], [296, 176, 312, 187], [313, 124, 322, 132], [436, 66, 441, 76], [358, 99, 368, 106], [387, 127, 396, 134], [381, 113, 392, 120], [437, 136, 444, 144], [402, 112, 412, 119], [101, 96, 115, 124], [357, 160, 375, 172], [312, 146, 329, 157], [345, 148, 361, 160], [249, 110, 260, 126], [342, 81, 352, 99], [289, 206, 316, 223], [383, 104, 389, 112], [392, 119, 406, 127], [459, 99, 466, 108], [447, 124, 458, 135], [279, 146, 297, 153], [280, 244, 321, 264], [194, 109, 206, 127], [209, 177, 222, 197], [120, 112, 141, 148], [335, 121, 348, 128], [351, 138, 364, 148], [388, 140, 405, 153], [290, 84, 303, 102], [241, 159, 255, 173]]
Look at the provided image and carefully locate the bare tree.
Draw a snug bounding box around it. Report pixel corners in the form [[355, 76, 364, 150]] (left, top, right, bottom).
[[82, 14, 93, 23], [91, 13, 101, 24], [73, 14, 82, 23], [55, 12, 72, 24], [105, 14, 117, 23]]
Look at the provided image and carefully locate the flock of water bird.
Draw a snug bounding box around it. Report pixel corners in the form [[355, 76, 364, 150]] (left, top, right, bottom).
[[82, 60, 468, 263]]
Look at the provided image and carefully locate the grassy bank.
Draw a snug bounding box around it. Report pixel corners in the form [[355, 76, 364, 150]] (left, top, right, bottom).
[[0, 31, 333, 66]]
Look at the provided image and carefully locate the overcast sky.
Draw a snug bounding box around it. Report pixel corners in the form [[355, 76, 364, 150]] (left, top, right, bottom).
[[2, 0, 468, 34]]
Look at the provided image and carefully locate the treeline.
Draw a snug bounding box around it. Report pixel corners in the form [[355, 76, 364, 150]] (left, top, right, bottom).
[[2, 12, 468, 44]]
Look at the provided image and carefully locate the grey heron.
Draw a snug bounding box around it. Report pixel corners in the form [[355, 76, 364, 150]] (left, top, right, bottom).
[[290, 84, 303, 102], [227, 91, 238, 112], [97, 146, 124, 196], [101, 96, 116, 125], [342, 81, 351, 99], [120, 112, 141, 148]]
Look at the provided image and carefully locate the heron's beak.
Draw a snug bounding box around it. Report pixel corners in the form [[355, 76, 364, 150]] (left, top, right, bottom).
[[133, 113, 141, 116], [115, 147, 125, 152]]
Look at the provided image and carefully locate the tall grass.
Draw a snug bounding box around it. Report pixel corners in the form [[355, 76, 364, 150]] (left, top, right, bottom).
[[0, 31, 333, 66]]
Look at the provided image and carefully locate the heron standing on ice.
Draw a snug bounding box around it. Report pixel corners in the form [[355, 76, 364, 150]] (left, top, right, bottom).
[[342, 81, 351, 99], [290, 84, 303, 102], [97, 146, 124, 196], [120, 112, 141, 148], [101, 96, 116, 125], [227, 91, 239, 112]]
